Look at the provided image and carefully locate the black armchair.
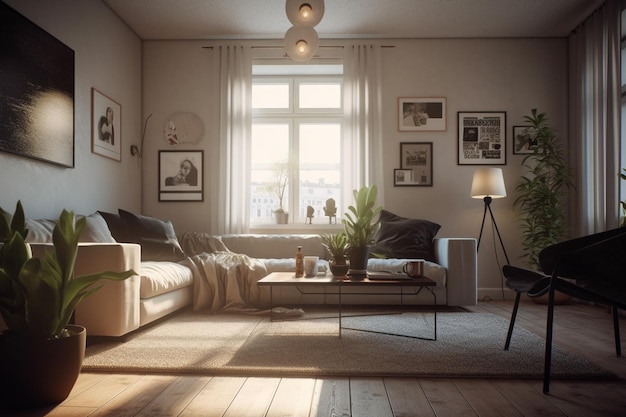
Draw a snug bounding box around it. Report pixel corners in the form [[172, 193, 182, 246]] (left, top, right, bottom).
[[502, 227, 626, 393]]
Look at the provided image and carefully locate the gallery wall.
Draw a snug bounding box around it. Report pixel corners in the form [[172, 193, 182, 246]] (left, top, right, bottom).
[[0, 0, 142, 219], [141, 38, 567, 298]]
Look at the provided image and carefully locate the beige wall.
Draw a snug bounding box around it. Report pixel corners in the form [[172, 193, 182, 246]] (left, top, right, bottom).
[[0, 0, 142, 219], [142, 38, 568, 298]]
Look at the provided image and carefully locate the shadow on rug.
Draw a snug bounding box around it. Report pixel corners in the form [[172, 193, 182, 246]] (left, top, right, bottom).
[[82, 309, 618, 380]]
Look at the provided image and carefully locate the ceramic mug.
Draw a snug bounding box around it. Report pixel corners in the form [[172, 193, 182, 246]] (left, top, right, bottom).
[[402, 260, 424, 277], [304, 256, 319, 277]]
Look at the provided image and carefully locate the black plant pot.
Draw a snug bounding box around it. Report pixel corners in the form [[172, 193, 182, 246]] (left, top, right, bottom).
[[329, 257, 350, 277], [347, 246, 370, 277], [0, 325, 86, 409]]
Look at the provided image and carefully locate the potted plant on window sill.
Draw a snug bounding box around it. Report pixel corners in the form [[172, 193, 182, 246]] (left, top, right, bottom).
[[342, 185, 383, 277], [0, 201, 135, 409], [271, 159, 290, 224]]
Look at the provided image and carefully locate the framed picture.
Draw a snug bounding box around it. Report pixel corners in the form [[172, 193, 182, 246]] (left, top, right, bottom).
[[399, 142, 433, 186], [91, 88, 122, 161], [458, 111, 506, 165], [398, 97, 446, 131], [394, 169, 413, 186], [0, 1, 74, 168], [158, 150, 204, 202], [512, 125, 538, 154]]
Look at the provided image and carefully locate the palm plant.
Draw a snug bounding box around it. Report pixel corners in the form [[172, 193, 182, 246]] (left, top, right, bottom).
[[514, 109, 573, 268]]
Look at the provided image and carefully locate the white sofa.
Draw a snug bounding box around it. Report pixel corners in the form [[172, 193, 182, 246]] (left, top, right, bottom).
[[220, 234, 477, 308], [12, 210, 477, 337]]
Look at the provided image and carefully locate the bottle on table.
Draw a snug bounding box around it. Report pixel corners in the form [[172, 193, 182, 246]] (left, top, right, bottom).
[[295, 245, 304, 277]]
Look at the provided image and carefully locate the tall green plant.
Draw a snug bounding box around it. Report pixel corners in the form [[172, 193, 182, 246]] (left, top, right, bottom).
[[0, 201, 135, 340], [342, 185, 383, 248], [514, 109, 572, 268]]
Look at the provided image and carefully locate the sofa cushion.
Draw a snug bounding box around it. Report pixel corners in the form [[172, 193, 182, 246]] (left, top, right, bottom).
[[262, 258, 329, 275], [221, 234, 327, 260], [371, 210, 441, 262], [366, 258, 446, 287], [119, 209, 186, 262], [24, 218, 55, 243], [25, 212, 116, 243], [98, 210, 128, 242], [139, 261, 194, 299]]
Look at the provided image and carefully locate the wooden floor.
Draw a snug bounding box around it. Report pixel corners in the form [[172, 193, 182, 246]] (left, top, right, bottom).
[[4, 300, 626, 417]]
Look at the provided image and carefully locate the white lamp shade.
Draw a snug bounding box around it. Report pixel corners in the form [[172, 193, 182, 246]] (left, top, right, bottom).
[[284, 26, 319, 62], [471, 167, 507, 199], [286, 0, 325, 27]]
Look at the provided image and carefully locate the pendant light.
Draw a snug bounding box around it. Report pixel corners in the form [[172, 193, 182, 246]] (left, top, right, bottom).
[[285, 0, 325, 27], [284, 25, 319, 62]]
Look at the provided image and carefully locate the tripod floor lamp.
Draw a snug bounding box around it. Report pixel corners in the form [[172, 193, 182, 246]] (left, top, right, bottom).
[[471, 167, 511, 265]]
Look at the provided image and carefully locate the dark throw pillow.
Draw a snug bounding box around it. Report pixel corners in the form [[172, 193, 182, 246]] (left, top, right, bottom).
[[118, 209, 186, 262], [98, 210, 128, 242], [371, 210, 441, 262]]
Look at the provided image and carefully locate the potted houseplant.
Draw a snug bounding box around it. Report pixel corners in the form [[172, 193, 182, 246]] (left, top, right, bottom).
[[0, 201, 135, 409], [271, 159, 290, 224], [514, 109, 573, 268], [321, 232, 349, 276], [342, 185, 383, 276]]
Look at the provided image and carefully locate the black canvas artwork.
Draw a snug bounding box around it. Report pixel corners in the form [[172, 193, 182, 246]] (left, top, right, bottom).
[[0, 1, 75, 167]]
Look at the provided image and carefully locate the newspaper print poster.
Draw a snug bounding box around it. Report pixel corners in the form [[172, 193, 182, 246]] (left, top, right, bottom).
[[457, 112, 506, 165]]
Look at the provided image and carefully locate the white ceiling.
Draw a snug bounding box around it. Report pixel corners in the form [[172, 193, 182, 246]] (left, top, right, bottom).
[[104, 0, 604, 40]]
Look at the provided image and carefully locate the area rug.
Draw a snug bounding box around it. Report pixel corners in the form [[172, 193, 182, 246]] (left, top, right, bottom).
[[82, 309, 617, 379]]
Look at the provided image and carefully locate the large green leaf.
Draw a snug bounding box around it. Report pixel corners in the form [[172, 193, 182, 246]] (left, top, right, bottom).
[[342, 185, 382, 248]]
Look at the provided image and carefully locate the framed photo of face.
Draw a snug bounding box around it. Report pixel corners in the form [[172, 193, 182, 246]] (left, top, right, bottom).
[[158, 150, 204, 202], [91, 88, 121, 161]]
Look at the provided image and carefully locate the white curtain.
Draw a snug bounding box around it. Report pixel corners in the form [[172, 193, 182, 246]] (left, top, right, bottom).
[[344, 44, 385, 202], [215, 45, 252, 234], [569, 0, 621, 234]]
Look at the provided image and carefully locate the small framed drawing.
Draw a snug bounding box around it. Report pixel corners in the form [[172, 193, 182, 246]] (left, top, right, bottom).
[[91, 88, 122, 161], [399, 142, 433, 186], [158, 150, 204, 202], [398, 97, 446, 131], [458, 111, 506, 165], [512, 125, 538, 154], [394, 169, 413, 186]]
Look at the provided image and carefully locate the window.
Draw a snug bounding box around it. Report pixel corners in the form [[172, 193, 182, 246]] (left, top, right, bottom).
[[250, 65, 343, 225]]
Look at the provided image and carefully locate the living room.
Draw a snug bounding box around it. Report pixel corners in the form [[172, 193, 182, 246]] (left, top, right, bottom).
[[3, 0, 616, 300], [2, 0, 626, 414]]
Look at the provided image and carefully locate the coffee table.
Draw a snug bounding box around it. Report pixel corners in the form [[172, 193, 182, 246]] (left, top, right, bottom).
[[257, 271, 437, 340]]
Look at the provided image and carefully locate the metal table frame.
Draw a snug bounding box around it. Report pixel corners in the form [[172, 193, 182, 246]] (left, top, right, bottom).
[[258, 272, 437, 340]]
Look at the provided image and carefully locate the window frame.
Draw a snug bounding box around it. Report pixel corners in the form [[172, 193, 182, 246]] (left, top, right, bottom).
[[251, 73, 345, 226]]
